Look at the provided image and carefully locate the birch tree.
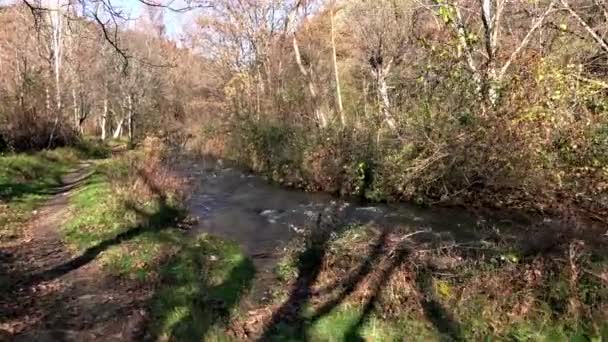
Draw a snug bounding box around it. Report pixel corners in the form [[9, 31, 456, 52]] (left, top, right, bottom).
[[351, 0, 413, 130], [46, 0, 65, 145], [286, 0, 328, 128], [330, 1, 344, 126], [433, 0, 558, 107]]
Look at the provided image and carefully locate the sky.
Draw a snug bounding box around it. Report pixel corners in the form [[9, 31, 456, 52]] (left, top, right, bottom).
[[0, 0, 195, 41], [114, 0, 195, 40]]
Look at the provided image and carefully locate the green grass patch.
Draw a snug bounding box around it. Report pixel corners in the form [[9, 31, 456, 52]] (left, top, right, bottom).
[[62, 162, 182, 280], [0, 147, 82, 242], [267, 304, 439, 341], [73, 137, 112, 159], [61, 154, 256, 339], [150, 234, 255, 341], [63, 173, 125, 249]]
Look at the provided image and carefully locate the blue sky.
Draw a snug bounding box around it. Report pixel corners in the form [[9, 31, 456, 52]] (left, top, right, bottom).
[[0, 0, 194, 40], [116, 0, 194, 39]]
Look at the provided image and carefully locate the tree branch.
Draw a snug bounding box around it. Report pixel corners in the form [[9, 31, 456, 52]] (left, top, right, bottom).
[[561, 0, 608, 53], [498, 0, 557, 81]]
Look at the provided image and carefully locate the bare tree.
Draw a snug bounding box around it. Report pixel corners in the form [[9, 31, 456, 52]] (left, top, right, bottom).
[[431, 0, 558, 107]]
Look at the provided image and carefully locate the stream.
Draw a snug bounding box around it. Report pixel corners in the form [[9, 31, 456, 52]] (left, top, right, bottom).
[[181, 158, 557, 277]]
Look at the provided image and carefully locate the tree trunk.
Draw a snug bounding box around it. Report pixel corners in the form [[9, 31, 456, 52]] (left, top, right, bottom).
[[45, 85, 51, 116], [330, 4, 345, 126], [127, 94, 133, 147], [72, 88, 78, 128], [373, 64, 397, 130], [101, 93, 108, 140], [113, 117, 124, 139], [292, 35, 327, 128], [47, 0, 64, 148]]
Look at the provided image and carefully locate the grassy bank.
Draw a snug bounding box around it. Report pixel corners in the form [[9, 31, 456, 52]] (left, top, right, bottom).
[[253, 224, 608, 341], [60, 143, 256, 340], [0, 141, 109, 243]]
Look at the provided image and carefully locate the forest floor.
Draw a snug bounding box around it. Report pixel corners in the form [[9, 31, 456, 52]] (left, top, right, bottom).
[[0, 162, 151, 341]]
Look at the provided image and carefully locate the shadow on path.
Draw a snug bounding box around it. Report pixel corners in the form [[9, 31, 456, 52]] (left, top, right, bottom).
[[20, 204, 181, 288], [257, 214, 329, 340]]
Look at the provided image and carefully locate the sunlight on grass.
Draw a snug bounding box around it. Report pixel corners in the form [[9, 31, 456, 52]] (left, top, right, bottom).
[[150, 235, 255, 341], [62, 162, 182, 280], [60, 155, 256, 339], [0, 148, 81, 242]]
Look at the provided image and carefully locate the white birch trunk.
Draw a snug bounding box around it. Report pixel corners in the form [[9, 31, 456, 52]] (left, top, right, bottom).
[[330, 5, 345, 126], [373, 61, 397, 130], [292, 35, 327, 128], [101, 90, 108, 140], [127, 94, 133, 144], [113, 117, 124, 139]]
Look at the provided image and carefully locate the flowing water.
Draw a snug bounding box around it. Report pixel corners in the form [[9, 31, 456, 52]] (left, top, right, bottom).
[[181, 158, 553, 275]]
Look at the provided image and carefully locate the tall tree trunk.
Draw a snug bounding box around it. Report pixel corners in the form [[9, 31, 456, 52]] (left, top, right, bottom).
[[127, 94, 133, 147], [256, 67, 262, 120], [330, 3, 345, 126], [72, 88, 78, 128], [292, 35, 327, 128], [47, 0, 64, 147], [373, 62, 397, 130], [113, 117, 124, 139], [101, 90, 108, 140]]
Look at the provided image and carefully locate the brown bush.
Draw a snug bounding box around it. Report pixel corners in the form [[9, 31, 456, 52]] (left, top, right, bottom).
[[1, 108, 78, 151]]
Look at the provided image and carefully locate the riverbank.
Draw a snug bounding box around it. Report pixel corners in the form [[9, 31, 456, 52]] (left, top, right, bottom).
[[2, 141, 606, 340], [181, 155, 608, 341], [195, 121, 608, 226]]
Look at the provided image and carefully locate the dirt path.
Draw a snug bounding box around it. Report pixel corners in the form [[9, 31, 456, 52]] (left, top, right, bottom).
[[0, 163, 150, 341]]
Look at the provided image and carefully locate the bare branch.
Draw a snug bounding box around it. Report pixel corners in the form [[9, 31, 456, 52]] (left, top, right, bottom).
[[560, 0, 608, 53], [91, 10, 129, 72], [498, 0, 557, 81]]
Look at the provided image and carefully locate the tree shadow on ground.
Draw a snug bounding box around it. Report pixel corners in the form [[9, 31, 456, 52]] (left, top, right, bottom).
[[414, 268, 464, 341], [258, 222, 466, 341], [342, 244, 412, 342], [307, 229, 389, 322], [19, 203, 181, 288], [257, 214, 332, 340], [258, 217, 396, 341], [1, 168, 182, 303], [0, 165, 195, 340], [146, 238, 255, 342]]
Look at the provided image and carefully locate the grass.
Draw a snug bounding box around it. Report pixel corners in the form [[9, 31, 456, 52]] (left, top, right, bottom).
[[269, 304, 440, 341], [0, 139, 111, 243], [60, 152, 256, 340], [62, 158, 182, 280], [0, 147, 83, 242], [261, 223, 608, 341], [150, 234, 254, 341]]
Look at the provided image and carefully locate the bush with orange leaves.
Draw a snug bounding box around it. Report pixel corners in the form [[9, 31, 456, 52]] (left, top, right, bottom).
[[101, 136, 189, 209]]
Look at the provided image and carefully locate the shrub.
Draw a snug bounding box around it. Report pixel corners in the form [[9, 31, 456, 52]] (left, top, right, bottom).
[[1, 108, 78, 151]]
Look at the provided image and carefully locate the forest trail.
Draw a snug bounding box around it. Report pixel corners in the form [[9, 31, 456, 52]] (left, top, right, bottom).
[[0, 162, 149, 341]]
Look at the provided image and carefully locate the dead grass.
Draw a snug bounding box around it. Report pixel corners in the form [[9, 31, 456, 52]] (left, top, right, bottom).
[[248, 223, 608, 340]]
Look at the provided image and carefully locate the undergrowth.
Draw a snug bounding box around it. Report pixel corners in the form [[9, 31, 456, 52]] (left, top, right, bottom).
[[257, 224, 608, 341]]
